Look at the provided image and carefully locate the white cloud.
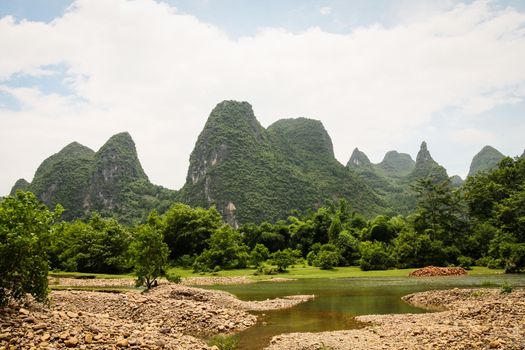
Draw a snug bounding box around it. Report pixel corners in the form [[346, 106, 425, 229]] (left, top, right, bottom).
[[320, 7, 332, 16], [0, 0, 525, 194], [449, 128, 496, 144]]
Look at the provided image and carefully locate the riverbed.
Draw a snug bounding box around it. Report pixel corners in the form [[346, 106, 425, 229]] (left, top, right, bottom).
[[205, 274, 525, 349]]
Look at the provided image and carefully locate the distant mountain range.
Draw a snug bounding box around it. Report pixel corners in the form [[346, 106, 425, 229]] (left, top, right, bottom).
[[9, 100, 519, 225]]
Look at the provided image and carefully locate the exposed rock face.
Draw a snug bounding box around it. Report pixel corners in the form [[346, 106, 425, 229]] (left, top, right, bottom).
[[180, 100, 383, 224], [467, 145, 505, 177], [347, 148, 371, 168], [11, 133, 176, 224]]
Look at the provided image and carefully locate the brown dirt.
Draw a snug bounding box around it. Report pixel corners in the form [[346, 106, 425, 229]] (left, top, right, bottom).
[[409, 266, 468, 277]]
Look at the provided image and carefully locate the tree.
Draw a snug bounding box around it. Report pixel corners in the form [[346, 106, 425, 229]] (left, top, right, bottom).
[[358, 241, 396, 271], [271, 249, 297, 272], [50, 214, 131, 273], [250, 244, 270, 267], [194, 226, 249, 271], [0, 191, 62, 305], [162, 203, 223, 259], [129, 224, 169, 289], [316, 250, 339, 270]]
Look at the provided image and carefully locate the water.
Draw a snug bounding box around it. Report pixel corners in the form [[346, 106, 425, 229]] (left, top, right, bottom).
[[205, 274, 525, 349]]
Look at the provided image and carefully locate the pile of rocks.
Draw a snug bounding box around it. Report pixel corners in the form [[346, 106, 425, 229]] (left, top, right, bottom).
[[0, 283, 313, 349], [267, 288, 525, 350], [409, 266, 468, 277]]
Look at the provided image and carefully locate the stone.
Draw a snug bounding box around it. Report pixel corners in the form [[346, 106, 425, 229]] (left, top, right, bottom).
[[116, 338, 128, 348], [64, 337, 78, 347], [32, 323, 47, 330], [41, 333, 51, 342], [19, 308, 30, 315], [84, 332, 93, 344], [0, 333, 10, 341]]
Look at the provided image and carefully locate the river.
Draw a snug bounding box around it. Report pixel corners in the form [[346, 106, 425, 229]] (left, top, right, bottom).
[[205, 274, 525, 349]]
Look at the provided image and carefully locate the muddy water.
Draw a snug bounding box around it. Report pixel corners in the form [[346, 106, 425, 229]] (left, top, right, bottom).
[[206, 274, 525, 349]]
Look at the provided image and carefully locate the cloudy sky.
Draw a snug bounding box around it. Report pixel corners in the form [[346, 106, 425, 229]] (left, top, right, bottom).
[[1, 0, 524, 195]]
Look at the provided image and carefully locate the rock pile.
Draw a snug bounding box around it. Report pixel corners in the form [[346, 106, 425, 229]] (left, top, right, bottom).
[[267, 288, 525, 350], [0, 283, 312, 349], [408, 266, 468, 277]]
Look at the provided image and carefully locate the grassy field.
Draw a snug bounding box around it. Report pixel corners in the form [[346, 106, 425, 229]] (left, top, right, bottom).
[[167, 265, 505, 280], [49, 266, 505, 282]]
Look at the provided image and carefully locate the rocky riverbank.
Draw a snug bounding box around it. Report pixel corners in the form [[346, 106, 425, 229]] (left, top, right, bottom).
[[267, 288, 525, 350], [0, 283, 313, 349]]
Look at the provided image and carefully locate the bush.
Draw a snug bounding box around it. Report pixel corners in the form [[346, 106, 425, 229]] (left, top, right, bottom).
[[316, 250, 339, 270], [271, 249, 297, 272], [500, 281, 513, 294], [207, 335, 238, 350], [457, 256, 474, 270], [166, 274, 182, 284]]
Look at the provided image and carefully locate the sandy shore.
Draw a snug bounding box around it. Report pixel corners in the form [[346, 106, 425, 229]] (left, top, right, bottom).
[[266, 288, 525, 350], [0, 283, 312, 349]]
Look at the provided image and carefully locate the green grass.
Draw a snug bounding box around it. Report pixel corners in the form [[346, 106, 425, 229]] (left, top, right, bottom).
[[49, 271, 135, 279], [166, 265, 505, 281]]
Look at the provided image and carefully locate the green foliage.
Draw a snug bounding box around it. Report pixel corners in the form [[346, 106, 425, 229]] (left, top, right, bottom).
[[500, 281, 513, 294], [166, 273, 182, 284], [194, 225, 249, 271], [250, 244, 270, 267], [359, 241, 396, 271], [271, 248, 299, 272], [50, 214, 131, 274], [316, 250, 339, 270], [129, 224, 170, 289], [207, 335, 238, 350], [0, 192, 62, 306], [162, 203, 223, 259], [457, 256, 474, 270]]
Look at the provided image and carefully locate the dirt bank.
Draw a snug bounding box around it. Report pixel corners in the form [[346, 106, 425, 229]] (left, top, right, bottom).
[[0, 283, 312, 349], [409, 266, 468, 277], [266, 288, 525, 350]]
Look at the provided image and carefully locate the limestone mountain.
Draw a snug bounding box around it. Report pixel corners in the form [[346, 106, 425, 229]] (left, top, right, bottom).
[[450, 175, 464, 187], [467, 146, 505, 177], [10, 178, 31, 194], [345, 142, 448, 214], [178, 100, 383, 225], [11, 133, 176, 223], [347, 148, 371, 168], [408, 141, 448, 182], [376, 151, 415, 178]]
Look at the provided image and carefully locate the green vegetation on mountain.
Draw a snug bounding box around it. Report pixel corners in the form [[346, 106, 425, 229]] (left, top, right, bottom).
[[345, 142, 449, 215], [179, 101, 383, 225], [11, 133, 177, 224], [9, 178, 30, 194], [376, 150, 415, 178], [467, 145, 505, 177]]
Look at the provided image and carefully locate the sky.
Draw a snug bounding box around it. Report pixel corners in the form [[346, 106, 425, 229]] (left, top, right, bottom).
[[1, 0, 525, 195]]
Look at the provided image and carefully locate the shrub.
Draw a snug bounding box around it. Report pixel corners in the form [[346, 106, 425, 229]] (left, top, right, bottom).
[[500, 281, 513, 294], [166, 274, 182, 284], [457, 256, 473, 270], [207, 335, 238, 350], [316, 250, 339, 270]]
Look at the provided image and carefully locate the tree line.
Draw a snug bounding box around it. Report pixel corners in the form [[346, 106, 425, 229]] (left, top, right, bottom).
[[1, 156, 524, 306]]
